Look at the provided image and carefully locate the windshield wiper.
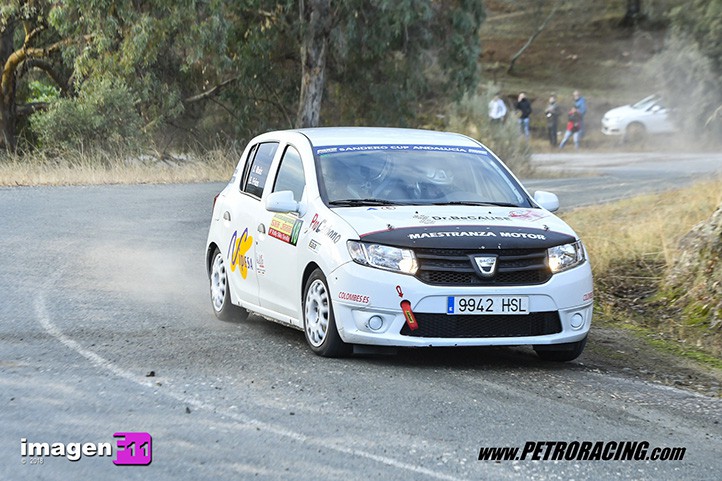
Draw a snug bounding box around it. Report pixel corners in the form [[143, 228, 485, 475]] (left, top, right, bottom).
[[329, 198, 404, 207], [432, 201, 521, 207]]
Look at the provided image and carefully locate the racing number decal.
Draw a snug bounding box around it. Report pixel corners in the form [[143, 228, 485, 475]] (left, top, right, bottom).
[[228, 228, 254, 279]]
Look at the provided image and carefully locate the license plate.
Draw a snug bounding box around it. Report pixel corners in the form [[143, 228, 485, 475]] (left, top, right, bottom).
[[447, 296, 529, 315]]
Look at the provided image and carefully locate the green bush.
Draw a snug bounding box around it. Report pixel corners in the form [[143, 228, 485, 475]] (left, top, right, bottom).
[[445, 87, 533, 176], [30, 78, 146, 153]]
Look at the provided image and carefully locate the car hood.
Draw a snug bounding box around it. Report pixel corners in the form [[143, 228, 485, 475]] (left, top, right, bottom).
[[335, 205, 578, 249], [604, 105, 638, 119]]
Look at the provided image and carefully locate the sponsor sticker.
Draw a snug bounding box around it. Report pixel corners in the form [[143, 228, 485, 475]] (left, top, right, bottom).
[[308, 239, 321, 252], [228, 228, 254, 279], [509, 209, 549, 222], [268, 213, 303, 246], [407, 230, 547, 240], [338, 291, 370, 304], [309, 213, 341, 243]]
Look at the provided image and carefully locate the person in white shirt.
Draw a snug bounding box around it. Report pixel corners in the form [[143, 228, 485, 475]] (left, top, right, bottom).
[[488, 93, 507, 125]]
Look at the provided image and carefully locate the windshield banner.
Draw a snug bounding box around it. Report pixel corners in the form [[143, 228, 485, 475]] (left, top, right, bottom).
[[314, 144, 488, 156]]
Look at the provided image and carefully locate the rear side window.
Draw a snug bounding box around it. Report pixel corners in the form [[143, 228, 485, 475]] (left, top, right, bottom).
[[242, 142, 279, 198], [273, 146, 305, 202]]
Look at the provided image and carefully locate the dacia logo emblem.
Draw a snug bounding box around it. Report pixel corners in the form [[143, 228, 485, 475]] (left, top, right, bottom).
[[473, 255, 498, 278]]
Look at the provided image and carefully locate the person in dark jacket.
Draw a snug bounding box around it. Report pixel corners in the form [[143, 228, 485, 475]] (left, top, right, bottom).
[[514, 92, 532, 139], [544, 94, 560, 146]]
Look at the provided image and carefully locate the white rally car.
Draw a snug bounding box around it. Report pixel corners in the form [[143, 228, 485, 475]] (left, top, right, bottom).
[[206, 127, 593, 361], [601, 94, 676, 141]]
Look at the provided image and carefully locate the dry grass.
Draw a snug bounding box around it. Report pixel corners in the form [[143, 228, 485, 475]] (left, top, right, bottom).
[[0, 150, 237, 186], [561, 179, 722, 278], [561, 179, 722, 358]]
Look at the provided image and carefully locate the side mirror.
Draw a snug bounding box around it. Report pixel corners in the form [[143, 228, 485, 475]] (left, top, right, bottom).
[[534, 191, 560, 212], [266, 190, 300, 213], [651, 105, 661, 113]]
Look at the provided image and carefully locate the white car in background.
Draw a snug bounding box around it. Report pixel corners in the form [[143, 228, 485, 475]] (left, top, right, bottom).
[[601, 94, 676, 141], [205, 127, 593, 361]]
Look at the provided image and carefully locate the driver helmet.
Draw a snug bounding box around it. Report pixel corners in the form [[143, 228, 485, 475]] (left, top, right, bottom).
[[425, 167, 454, 185]]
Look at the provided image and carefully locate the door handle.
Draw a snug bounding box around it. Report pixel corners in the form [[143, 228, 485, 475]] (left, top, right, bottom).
[[258, 223, 266, 234], [223, 211, 231, 221]]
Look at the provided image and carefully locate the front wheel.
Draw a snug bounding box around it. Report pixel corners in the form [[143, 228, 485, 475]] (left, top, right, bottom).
[[303, 269, 351, 357], [209, 248, 249, 322], [624, 122, 647, 143], [534, 336, 587, 362]]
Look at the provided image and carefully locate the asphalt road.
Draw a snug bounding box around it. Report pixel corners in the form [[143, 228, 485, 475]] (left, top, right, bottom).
[[524, 150, 722, 209], [1, 152, 721, 480]]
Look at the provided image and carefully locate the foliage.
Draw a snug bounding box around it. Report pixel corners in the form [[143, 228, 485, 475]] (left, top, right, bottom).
[[0, 0, 74, 150], [27, 81, 60, 104], [325, 0, 486, 126], [3, 0, 487, 152], [47, 0, 302, 145], [445, 86, 532, 176], [30, 78, 144, 153], [50, 1, 223, 128]]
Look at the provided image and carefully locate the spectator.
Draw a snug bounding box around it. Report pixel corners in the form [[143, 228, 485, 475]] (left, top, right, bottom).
[[559, 107, 581, 149], [573, 90, 587, 140], [488, 92, 507, 125], [514, 92, 532, 139], [544, 94, 560, 146]]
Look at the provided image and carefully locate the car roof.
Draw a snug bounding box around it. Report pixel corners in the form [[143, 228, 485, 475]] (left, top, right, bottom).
[[293, 127, 482, 148]]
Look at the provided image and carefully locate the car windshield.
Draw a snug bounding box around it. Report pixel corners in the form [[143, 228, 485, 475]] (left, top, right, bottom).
[[631, 95, 661, 110], [314, 144, 531, 207]]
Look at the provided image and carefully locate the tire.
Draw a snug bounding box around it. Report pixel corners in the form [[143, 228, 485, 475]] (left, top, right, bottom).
[[624, 122, 647, 143], [534, 336, 587, 362], [209, 248, 249, 322], [303, 269, 351, 357]]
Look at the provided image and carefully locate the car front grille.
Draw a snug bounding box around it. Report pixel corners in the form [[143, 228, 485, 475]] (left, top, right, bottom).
[[400, 311, 562, 338], [414, 248, 551, 286]]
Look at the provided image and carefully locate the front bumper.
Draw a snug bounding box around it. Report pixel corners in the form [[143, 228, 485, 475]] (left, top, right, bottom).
[[327, 261, 593, 347], [601, 118, 623, 136]]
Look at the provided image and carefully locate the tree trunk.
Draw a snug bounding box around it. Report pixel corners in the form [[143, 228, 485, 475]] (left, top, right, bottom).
[[295, 0, 332, 128], [621, 0, 643, 27], [0, 20, 16, 151]]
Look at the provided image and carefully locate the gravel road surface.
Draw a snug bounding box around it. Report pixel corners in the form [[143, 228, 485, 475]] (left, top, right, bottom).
[[1, 152, 721, 480]]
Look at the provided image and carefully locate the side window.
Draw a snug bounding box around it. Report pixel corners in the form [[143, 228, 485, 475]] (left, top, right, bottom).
[[242, 142, 279, 198], [273, 146, 306, 202]]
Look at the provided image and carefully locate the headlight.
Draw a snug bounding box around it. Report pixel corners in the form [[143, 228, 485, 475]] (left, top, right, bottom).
[[347, 241, 418, 275], [547, 240, 585, 273]]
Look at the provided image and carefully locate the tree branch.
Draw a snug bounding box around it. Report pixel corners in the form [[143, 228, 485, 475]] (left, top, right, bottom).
[[3, 34, 92, 100], [705, 105, 722, 128], [507, 2, 560, 74], [24, 25, 46, 47], [16, 102, 49, 116], [20, 58, 70, 95], [184, 77, 240, 103]]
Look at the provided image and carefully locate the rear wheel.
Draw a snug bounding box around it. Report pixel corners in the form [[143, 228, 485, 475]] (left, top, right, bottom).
[[209, 248, 249, 322], [303, 269, 351, 357], [534, 336, 587, 362]]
